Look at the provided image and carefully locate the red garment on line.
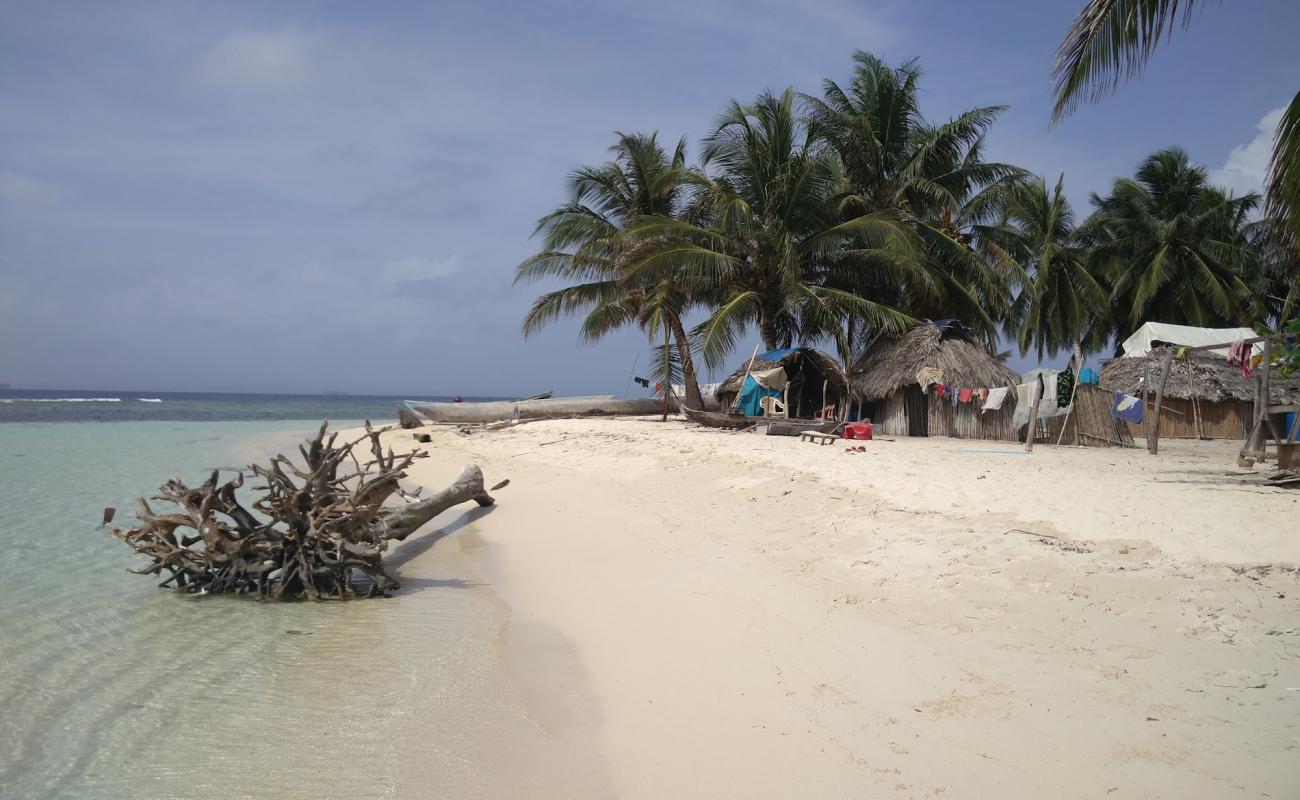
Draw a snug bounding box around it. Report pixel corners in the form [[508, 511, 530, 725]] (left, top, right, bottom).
[[958, 388, 973, 403]]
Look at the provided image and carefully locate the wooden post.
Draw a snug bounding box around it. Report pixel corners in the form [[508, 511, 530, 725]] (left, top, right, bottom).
[[1140, 362, 1152, 445], [1025, 375, 1043, 452], [820, 379, 828, 420], [1259, 338, 1287, 451], [731, 343, 761, 414], [1149, 348, 1175, 455]]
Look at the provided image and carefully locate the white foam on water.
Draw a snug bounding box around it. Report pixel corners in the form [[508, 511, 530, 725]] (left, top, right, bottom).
[[136, 398, 163, 403]]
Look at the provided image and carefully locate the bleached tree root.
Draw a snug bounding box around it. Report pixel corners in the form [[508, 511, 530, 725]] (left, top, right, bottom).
[[113, 421, 496, 600]]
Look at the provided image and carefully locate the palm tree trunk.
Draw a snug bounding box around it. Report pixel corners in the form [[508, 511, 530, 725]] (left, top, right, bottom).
[[667, 313, 704, 410], [759, 312, 779, 353], [1072, 339, 1084, 374]]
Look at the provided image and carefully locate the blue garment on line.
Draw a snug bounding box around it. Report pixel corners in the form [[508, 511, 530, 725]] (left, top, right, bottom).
[[1111, 391, 1144, 424]]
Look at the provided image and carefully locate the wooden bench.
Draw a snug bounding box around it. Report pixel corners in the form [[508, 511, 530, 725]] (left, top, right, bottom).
[[799, 431, 839, 446]]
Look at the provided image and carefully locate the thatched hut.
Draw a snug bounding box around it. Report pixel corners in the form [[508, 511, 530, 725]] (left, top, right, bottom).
[[1100, 349, 1300, 440], [850, 321, 1020, 439], [714, 347, 848, 418]]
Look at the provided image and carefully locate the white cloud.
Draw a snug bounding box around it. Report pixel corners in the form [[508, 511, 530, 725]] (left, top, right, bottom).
[[379, 255, 461, 287], [188, 29, 314, 92], [1209, 105, 1285, 197]]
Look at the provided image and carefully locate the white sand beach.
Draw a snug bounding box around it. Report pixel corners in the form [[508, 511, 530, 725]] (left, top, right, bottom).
[[387, 417, 1298, 799]]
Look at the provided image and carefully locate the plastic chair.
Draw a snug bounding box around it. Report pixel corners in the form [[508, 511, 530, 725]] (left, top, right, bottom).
[[759, 395, 787, 418]]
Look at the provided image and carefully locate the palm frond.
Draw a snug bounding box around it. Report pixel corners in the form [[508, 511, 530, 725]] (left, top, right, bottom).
[[1051, 0, 1217, 122]]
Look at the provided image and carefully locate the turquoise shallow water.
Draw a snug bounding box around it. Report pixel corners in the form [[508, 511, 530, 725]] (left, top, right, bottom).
[[0, 421, 599, 799]]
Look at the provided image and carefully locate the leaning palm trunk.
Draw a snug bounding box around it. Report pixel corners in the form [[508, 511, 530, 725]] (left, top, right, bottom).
[[667, 313, 705, 410]]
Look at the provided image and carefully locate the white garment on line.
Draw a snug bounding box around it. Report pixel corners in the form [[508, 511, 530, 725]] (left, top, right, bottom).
[[1011, 382, 1035, 431], [981, 386, 1010, 412]]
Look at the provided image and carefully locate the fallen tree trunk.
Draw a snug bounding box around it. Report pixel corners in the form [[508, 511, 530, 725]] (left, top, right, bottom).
[[113, 421, 497, 600]]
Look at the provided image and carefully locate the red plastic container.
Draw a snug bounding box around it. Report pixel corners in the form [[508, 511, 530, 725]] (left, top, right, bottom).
[[842, 421, 873, 440]]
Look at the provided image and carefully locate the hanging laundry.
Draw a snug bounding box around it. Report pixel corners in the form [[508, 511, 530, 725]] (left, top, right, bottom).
[[1226, 339, 1252, 379], [915, 367, 944, 389], [1112, 391, 1144, 424], [950, 387, 959, 407], [1078, 367, 1099, 386], [982, 386, 1009, 412], [958, 388, 973, 404], [933, 382, 946, 397], [1056, 367, 1075, 408], [1011, 382, 1036, 431], [1020, 369, 1068, 420], [978, 388, 989, 401]]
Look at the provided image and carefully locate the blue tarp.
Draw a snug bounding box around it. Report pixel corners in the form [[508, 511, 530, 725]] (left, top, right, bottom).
[[758, 347, 797, 361], [736, 374, 782, 416]]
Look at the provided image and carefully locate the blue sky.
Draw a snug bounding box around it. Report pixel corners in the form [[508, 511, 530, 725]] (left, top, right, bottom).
[[1, 0, 1297, 394]]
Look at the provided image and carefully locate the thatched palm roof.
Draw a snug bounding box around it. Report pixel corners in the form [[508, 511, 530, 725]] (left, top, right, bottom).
[[850, 322, 1019, 401], [714, 347, 847, 402], [1099, 349, 1300, 403]]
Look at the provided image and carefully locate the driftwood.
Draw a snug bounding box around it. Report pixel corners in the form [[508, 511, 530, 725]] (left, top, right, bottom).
[[397, 407, 424, 429], [113, 421, 496, 600]]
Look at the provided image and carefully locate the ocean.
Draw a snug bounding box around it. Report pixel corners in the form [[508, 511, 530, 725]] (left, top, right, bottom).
[[0, 396, 602, 798], [0, 389, 500, 423]]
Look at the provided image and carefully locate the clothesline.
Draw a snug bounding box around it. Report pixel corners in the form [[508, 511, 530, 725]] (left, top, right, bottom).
[[914, 366, 1088, 418]]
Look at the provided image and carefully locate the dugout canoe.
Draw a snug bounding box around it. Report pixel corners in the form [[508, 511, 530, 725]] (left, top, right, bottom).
[[681, 406, 839, 435], [408, 395, 673, 424], [680, 405, 758, 430]]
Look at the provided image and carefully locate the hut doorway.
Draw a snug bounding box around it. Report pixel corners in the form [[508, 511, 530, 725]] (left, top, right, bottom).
[[867, 384, 929, 436], [905, 385, 928, 436]]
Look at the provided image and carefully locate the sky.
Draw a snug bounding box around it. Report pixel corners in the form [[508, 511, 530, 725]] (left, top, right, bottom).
[[1, 0, 1298, 395]]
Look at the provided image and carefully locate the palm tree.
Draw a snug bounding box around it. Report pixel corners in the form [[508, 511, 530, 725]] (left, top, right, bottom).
[[989, 175, 1107, 370], [514, 131, 708, 409], [802, 51, 1027, 350], [1247, 217, 1300, 325], [626, 88, 921, 369], [1051, 0, 1300, 242], [1081, 148, 1264, 347]]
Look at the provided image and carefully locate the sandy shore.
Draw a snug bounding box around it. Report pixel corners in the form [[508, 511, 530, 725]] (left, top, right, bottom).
[[387, 417, 1299, 799]]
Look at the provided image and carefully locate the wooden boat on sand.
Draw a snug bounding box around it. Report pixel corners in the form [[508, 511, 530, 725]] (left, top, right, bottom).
[[409, 395, 673, 424], [681, 405, 839, 435], [680, 405, 757, 430]]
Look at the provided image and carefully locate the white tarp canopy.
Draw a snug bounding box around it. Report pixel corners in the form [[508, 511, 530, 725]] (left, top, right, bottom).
[[1119, 322, 1262, 359], [750, 366, 789, 391]]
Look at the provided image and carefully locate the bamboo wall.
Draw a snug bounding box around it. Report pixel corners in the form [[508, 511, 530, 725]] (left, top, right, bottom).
[[928, 393, 1018, 440], [866, 385, 1017, 441], [1040, 385, 1136, 447], [1119, 398, 1252, 440]]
